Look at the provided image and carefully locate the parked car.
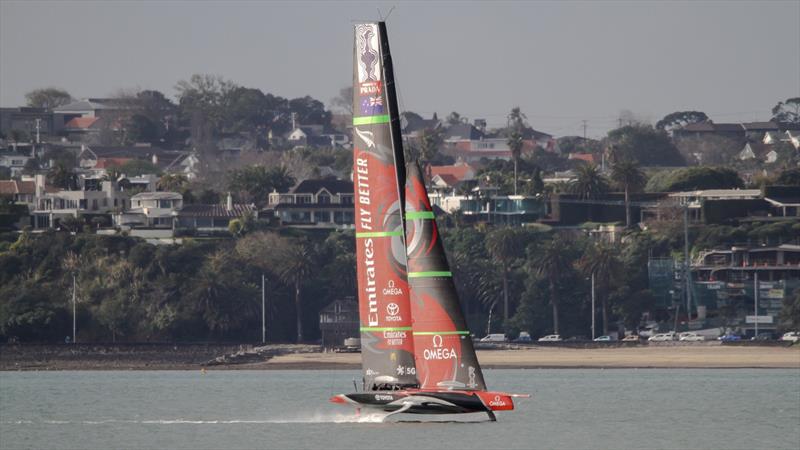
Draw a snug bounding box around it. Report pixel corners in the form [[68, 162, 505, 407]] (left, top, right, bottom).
[[678, 332, 704, 342], [718, 333, 742, 342], [781, 331, 800, 343], [480, 333, 508, 343], [750, 332, 774, 341], [538, 334, 562, 342], [593, 335, 614, 342], [648, 332, 676, 342], [622, 334, 640, 342], [513, 332, 532, 343], [565, 336, 588, 342]]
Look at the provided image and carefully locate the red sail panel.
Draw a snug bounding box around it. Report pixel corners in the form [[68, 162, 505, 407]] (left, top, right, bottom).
[[404, 162, 487, 391], [352, 22, 417, 390]]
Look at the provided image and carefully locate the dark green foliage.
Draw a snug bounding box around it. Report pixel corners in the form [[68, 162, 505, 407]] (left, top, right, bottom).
[[607, 124, 685, 166], [774, 168, 800, 186], [645, 167, 744, 192], [227, 165, 295, 205]]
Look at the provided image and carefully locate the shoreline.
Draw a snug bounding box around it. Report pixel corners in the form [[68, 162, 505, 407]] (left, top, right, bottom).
[[2, 345, 798, 371]]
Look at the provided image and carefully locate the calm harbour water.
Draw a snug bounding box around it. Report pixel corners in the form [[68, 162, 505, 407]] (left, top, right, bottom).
[[0, 369, 798, 450]]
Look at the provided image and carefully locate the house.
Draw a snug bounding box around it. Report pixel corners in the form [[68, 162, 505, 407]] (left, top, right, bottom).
[[738, 142, 777, 163], [286, 126, 331, 148], [0, 179, 36, 206], [0, 107, 65, 139], [786, 131, 800, 150], [267, 178, 354, 228], [78, 145, 188, 175], [673, 122, 746, 142], [31, 178, 131, 229], [114, 192, 183, 229], [53, 98, 127, 120], [176, 196, 257, 234], [319, 298, 359, 348], [763, 131, 787, 145], [401, 113, 440, 140], [0, 149, 33, 176], [429, 162, 476, 192], [742, 121, 779, 140], [442, 123, 484, 142]]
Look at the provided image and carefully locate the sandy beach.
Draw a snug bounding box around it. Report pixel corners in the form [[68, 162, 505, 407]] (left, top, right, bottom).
[[251, 345, 800, 370], [2, 343, 798, 371]]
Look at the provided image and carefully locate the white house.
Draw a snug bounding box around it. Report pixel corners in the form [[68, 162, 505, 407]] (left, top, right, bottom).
[[114, 192, 183, 228]]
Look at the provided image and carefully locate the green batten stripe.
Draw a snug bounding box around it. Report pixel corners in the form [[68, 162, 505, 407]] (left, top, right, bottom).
[[405, 211, 434, 219], [407, 271, 452, 278], [413, 330, 470, 336], [360, 326, 413, 332], [353, 115, 390, 125], [355, 231, 403, 238]]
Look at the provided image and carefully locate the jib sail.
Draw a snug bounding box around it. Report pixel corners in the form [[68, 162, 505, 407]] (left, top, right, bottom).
[[404, 162, 487, 391], [352, 22, 417, 390]]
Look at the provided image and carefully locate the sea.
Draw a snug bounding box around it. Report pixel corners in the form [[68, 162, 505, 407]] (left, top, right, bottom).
[[1, 369, 798, 450]]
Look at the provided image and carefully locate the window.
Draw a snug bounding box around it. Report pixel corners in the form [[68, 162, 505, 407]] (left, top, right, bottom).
[[318, 194, 331, 204], [315, 211, 331, 223], [159, 200, 172, 208], [340, 195, 353, 205], [92, 199, 98, 210], [103, 198, 108, 207], [296, 195, 312, 204]]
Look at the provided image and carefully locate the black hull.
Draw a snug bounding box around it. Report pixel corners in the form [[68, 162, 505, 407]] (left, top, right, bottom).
[[337, 391, 489, 415]]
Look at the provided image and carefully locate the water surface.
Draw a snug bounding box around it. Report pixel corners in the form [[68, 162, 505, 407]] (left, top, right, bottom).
[[1, 369, 798, 449]]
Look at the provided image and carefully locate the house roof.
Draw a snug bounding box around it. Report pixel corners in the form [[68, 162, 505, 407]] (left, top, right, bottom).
[[443, 123, 484, 140], [433, 173, 461, 187], [0, 180, 35, 195], [744, 142, 775, 158], [131, 192, 182, 201], [291, 179, 353, 195], [94, 157, 131, 169], [401, 114, 440, 134], [568, 153, 596, 164], [669, 189, 761, 199], [742, 121, 779, 131], [178, 204, 255, 218], [65, 116, 101, 129], [714, 123, 745, 132], [54, 99, 119, 113], [430, 163, 475, 182]]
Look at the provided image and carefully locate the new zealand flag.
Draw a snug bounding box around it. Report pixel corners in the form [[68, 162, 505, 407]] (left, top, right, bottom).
[[360, 96, 384, 115]]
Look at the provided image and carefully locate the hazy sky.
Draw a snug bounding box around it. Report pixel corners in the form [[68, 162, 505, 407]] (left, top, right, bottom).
[[1, 0, 798, 137]]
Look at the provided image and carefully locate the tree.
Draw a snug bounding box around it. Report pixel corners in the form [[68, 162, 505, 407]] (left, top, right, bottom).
[[570, 163, 609, 199], [417, 127, 443, 169], [485, 228, 524, 323], [606, 124, 685, 166], [126, 115, 160, 144], [655, 111, 709, 133], [507, 129, 524, 195], [577, 241, 623, 336], [227, 165, 295, 205], [270, 237, 316, 342], [25, 88, 72, 110], [771, 97, 800, 125], [529, 235, 573, 334], [778, 288, 800, 330], [446, 111, 464, 125], [330, 86, 353, 115], [610, 159, 646, 228], [645, 167, 743, 192], [48, 162, 76, 190], [157, 174, 188, 192], [118, 160, 161, 177], [774, 168, 800, 186]]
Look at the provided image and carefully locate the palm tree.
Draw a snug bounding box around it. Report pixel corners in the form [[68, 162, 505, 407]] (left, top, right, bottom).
[[274, 239, 316, 342], [577, 241, 623, 335], [485, 227, 523, 322], [611, 159, 646, 228], [157, 173, 188, 192], [529, 235, 573, 334], [570, 163, 609, 200], [507, 130, 524, 195]]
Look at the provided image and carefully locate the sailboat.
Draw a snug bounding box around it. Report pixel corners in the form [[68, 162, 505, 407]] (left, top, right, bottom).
[[329, 22, 528, 422]]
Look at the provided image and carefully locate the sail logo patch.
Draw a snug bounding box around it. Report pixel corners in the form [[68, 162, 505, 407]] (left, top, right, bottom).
[[489, 395, 507, 407], [359, 81, 383, 96], [356, 24, 381, 83], [423, 335, 457, 361], [382, 280, 404, 296], [360, 95, 384, 115]]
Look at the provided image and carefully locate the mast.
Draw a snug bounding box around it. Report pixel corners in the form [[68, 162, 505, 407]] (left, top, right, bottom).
[[352, 22, 418, 390], [405, 162, 487, 391]]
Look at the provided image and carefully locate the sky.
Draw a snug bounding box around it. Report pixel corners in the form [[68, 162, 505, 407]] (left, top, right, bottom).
[[1, 0, 798, 138]]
